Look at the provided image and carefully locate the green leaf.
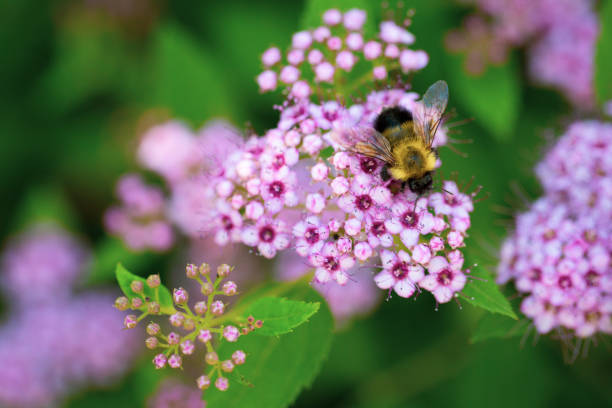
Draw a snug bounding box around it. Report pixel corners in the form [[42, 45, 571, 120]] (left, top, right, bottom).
[[115, 263, 175, 314], [319, 146, 334, 159], [241, 296, 320, 336], [595, 0, 612, 104], [204, 282, 334, 408], [150, 23, 231, 125], [300, 0, 378, 35], [470, 313, 530, 343], [459, 265, 518, 320], [444, 53, 520, 142]]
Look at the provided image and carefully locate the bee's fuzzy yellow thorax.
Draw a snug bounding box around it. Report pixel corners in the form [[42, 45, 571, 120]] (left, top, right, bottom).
[[389, 139, 437, 181]]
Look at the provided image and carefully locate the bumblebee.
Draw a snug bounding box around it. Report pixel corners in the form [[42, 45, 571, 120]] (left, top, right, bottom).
[[331, 80, 448, 196]]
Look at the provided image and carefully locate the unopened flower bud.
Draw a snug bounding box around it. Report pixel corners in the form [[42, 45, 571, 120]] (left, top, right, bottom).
[[255, 319, 263, 328], [222, 281, 238, 296], [114, 296, 129, 310], [183, 318, 195, 331], [232, 350, 246, 365], [194, 301, 207, 315], [221, 360, 235, 373], [205, 351, 219, 365], [168, 354, 182, 368], [180, 340, 195, 355], [198, 329, 212, 343], [153, 353, 166, 369], [145, 336, 158, 349], [211, 300, 225, 316], [167, 332, 180, 345], [130, 280, 144, 294], [169, 312, 184, 327], [173, 287, 189, 304], [201, 282, 214, 296], [131, 297, 143, 309], [217, 264, 231, 278], [223, 326, 240, 342], [146, 274, 161, 288], [197, 375, 211, 390], [148, 301, 160, 314], [185, 263, 198, 279], [146, 322, 160, 335], [199, 263, 211, 276], [247, 316, 255, 324], [215, 377, 229, 391], [124, 314, 137, 329]]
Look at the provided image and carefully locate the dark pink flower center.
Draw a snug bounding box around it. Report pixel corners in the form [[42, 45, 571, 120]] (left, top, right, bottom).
[[585, 270, 600, 287], [400, 211, 419, 228], [356, 194, 373, 211], [558, 275, 572, 289], [371, 221, 386, 236], [268, 181, 285, 198], [391, 262, 409, 279], [272, 154, 285, 169], [542, 229, 556, 240], [360, 157, 378, 174], [259, 226, 275, 243], [437, 269, 453, 286], [324, 256, 339, 271], [528, 268, 542, 281], [304, 227, 320, 244], [444, 193, 458, 206], [221, 215, 233, 231]]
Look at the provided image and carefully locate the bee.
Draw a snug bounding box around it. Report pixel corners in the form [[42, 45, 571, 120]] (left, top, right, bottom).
[[331, 80, 449, 196]]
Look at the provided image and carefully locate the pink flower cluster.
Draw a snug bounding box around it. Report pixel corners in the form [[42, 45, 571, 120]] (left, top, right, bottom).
[[0, 225, 138, 408], [257, 8, 428, 98], [499, 121, 612, 338], [117, 263, 258, 395], [446, 0, 598, 107]]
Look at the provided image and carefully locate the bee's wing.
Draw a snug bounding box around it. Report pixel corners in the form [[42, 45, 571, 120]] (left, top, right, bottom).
[[329, 126, 395, 164], [413, 80, 448, 147]]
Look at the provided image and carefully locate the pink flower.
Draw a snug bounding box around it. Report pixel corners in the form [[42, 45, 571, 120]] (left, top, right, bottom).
[[374, 250, 424, 298], [419, 256, 466, 303], [343, 9, 367, 30], [241, 218, 290, 258], [293, 216, 329, 257], [315, 62, 335, 82], [311, 243, 355, 285], [257, 70, 277, 91], [261, 47, 281, 66], [323, 9, 342, 26]]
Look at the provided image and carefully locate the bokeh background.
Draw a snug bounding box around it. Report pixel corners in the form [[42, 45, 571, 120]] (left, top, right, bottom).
[[1, 0, 611, 407]]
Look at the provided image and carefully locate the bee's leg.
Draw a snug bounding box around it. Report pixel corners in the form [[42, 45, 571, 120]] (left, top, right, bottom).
[[380, 166, 391, 181]]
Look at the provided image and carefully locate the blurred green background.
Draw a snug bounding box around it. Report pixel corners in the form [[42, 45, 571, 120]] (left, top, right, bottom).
[[0, 0, 611, 407]]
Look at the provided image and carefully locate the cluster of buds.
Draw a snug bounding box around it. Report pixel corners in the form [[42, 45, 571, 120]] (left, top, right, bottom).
[[116, 263, 261, 392]]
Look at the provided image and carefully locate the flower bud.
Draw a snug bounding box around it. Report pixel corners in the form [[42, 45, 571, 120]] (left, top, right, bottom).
[[215, 377, 229, 391], [223, 326, 240, 342], [153, 353, 167, 369], [183, 318, 195, 331], [185, 263, 198, 279], [198, 329, 212, 343], [124, 314, 137, 329], [232, 350, 246, 365], [201, 282, 214, 296], [173, 287, 189, 304], [205, 351, 219, 365], [167, 332, 180, 345], [211, 300, 225, 316], [222, 281, 238, 296], [255, 319, 263, 328], [146, 274, 161, 288], [221, 360, 235, 373], [130, 280, 144, 294], [146, 322, 160, 335], [148, 301, 160, 314], [114, 296, 129, 310], [180, 340, 195, 355], [131, 297, 143, 309], [194, 301, 207, 315], [169, 312, 184, 327], [168, 354, 182, 368], [145, 336, 158, 349], [217, 264, 231, 278], [199, 263, 211, 276], [197, 375, 211, 390]]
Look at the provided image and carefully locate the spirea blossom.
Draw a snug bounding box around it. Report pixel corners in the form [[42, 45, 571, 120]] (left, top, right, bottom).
[[118, 262, 261, 401], [499, 120, 612, 339], [191, 9, 477, 305], [446, 0, 598, 107]]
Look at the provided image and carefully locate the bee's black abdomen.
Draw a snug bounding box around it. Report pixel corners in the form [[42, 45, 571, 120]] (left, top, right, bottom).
[[374, 106, 413, 133], [408, 172, 434, 196]]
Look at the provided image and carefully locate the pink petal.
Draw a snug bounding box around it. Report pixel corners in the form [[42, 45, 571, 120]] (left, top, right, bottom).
[[374, 270, 395, 289]]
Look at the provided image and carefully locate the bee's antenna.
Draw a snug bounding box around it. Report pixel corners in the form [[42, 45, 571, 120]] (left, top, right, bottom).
[[445, 117, 475, 128]]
